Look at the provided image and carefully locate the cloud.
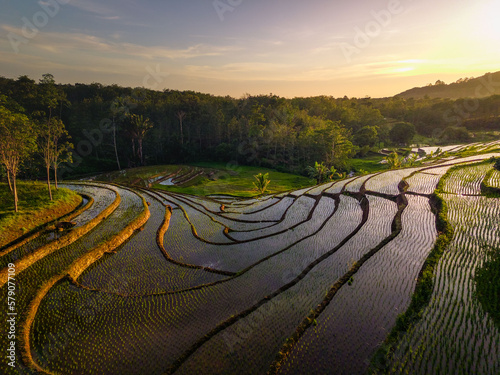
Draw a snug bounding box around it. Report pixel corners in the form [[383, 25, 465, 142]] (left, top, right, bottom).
[[63, 0, 146, 24], [65, 0, 117, 16], [184, 62, 295, 81], [0, 25, 241, 60], [98, 16, 121, 21], [0, 24, 248, 89]]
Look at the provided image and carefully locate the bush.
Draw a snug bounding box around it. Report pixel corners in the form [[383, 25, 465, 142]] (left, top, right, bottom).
[[474, 247, 500, 327], [357, 145, 371, 157], [389, 122, 416, 146], [494, 158, 500, 171], [440, 126, 471, 143], [253, 173, 271, 194]]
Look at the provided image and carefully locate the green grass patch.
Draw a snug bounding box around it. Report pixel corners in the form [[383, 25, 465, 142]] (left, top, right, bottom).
[[347, 154, 388, 174], [157, 162, 313, 197], [435, 158, 499, 197], [481, 162, 500, 197], [90, 162, 313, 197], [451, 144, 500, 159], [0, 181, 82, 247], [94, 165, 184, 185]]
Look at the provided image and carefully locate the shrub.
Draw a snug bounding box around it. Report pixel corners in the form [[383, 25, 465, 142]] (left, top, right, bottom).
[[253, 173, 271, 194], [494, 158, 500, 171]]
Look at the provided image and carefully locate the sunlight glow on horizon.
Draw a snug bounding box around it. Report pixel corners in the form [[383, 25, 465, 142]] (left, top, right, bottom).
[[0, 0, 498, 98], [472, 1, 500, 38]]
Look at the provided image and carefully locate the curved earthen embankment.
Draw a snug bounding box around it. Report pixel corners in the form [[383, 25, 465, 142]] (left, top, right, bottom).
[[21, 188, 150, 373], [0, 186, 121, 288], [0, 193, 93, 259]]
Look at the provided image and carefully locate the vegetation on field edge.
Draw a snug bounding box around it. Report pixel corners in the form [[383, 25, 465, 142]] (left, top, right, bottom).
[[474, 246, 500, 328], [369, 192, 454, 374], [481, 158, 500, 197], [369, 160, 498, 373], [0, 184, 120, 287], [21, 192, 150, 374], [0, 183, 82, 248]]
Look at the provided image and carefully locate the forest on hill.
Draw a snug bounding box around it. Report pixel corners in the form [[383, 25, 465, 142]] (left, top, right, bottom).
[[1, 73, 500, 179], [396, 71, 500, 99]]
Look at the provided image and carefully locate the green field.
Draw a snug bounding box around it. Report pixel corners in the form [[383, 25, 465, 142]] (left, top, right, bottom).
[[347, 154, 388, 174], [92, 162, 314, 197]]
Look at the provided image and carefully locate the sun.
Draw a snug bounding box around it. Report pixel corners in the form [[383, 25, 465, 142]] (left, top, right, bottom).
[[427, 1, 500, 69], [472, 1, 500, 42]]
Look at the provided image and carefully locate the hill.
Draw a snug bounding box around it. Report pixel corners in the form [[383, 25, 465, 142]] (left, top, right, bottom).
[[396, 71, 500, 99]]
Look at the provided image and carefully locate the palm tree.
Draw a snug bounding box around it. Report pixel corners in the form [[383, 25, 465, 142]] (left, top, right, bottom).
[[253, 173, 271, 195], [111, 97, 132, 171], [176, 110, 186, 145], [129, 114, 153, 165], [384, 151, 403, 169], [307, 161, 341, 184]]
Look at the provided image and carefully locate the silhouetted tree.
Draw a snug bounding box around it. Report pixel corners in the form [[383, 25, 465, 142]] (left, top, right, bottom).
[[128, 114, 153, 165]]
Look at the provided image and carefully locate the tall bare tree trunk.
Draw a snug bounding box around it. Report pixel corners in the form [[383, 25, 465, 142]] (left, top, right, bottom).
[[138, 138, 144, 166], [132, 139, 136, 163], [46, 164, 53, 201], [13, 173, 18, 213], [330, 141, 335, 167], [7, 169, 13, 192], [180, 118, 184, 145], [176, 111, 186, 146], [54, 167, 58, 189], [45, 117, 53, 200], [113, 119, 121, 170]]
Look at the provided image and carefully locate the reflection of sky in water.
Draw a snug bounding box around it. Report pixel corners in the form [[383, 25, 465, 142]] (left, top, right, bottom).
[[159, 178, 175, 186], [148, 175, 166, 184]]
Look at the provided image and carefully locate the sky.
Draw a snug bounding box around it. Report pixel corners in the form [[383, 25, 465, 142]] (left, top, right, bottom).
[[0, 0, 499, 98]]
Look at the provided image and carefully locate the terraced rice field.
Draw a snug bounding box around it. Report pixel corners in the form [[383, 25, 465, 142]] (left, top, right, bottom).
[[1, 150, 500, 375], [382, 165, 500, 375]]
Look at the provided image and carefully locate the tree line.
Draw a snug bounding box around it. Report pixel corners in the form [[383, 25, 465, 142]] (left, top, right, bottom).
[[0, 74, 74, 212], [1, 74, 500, 189]]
